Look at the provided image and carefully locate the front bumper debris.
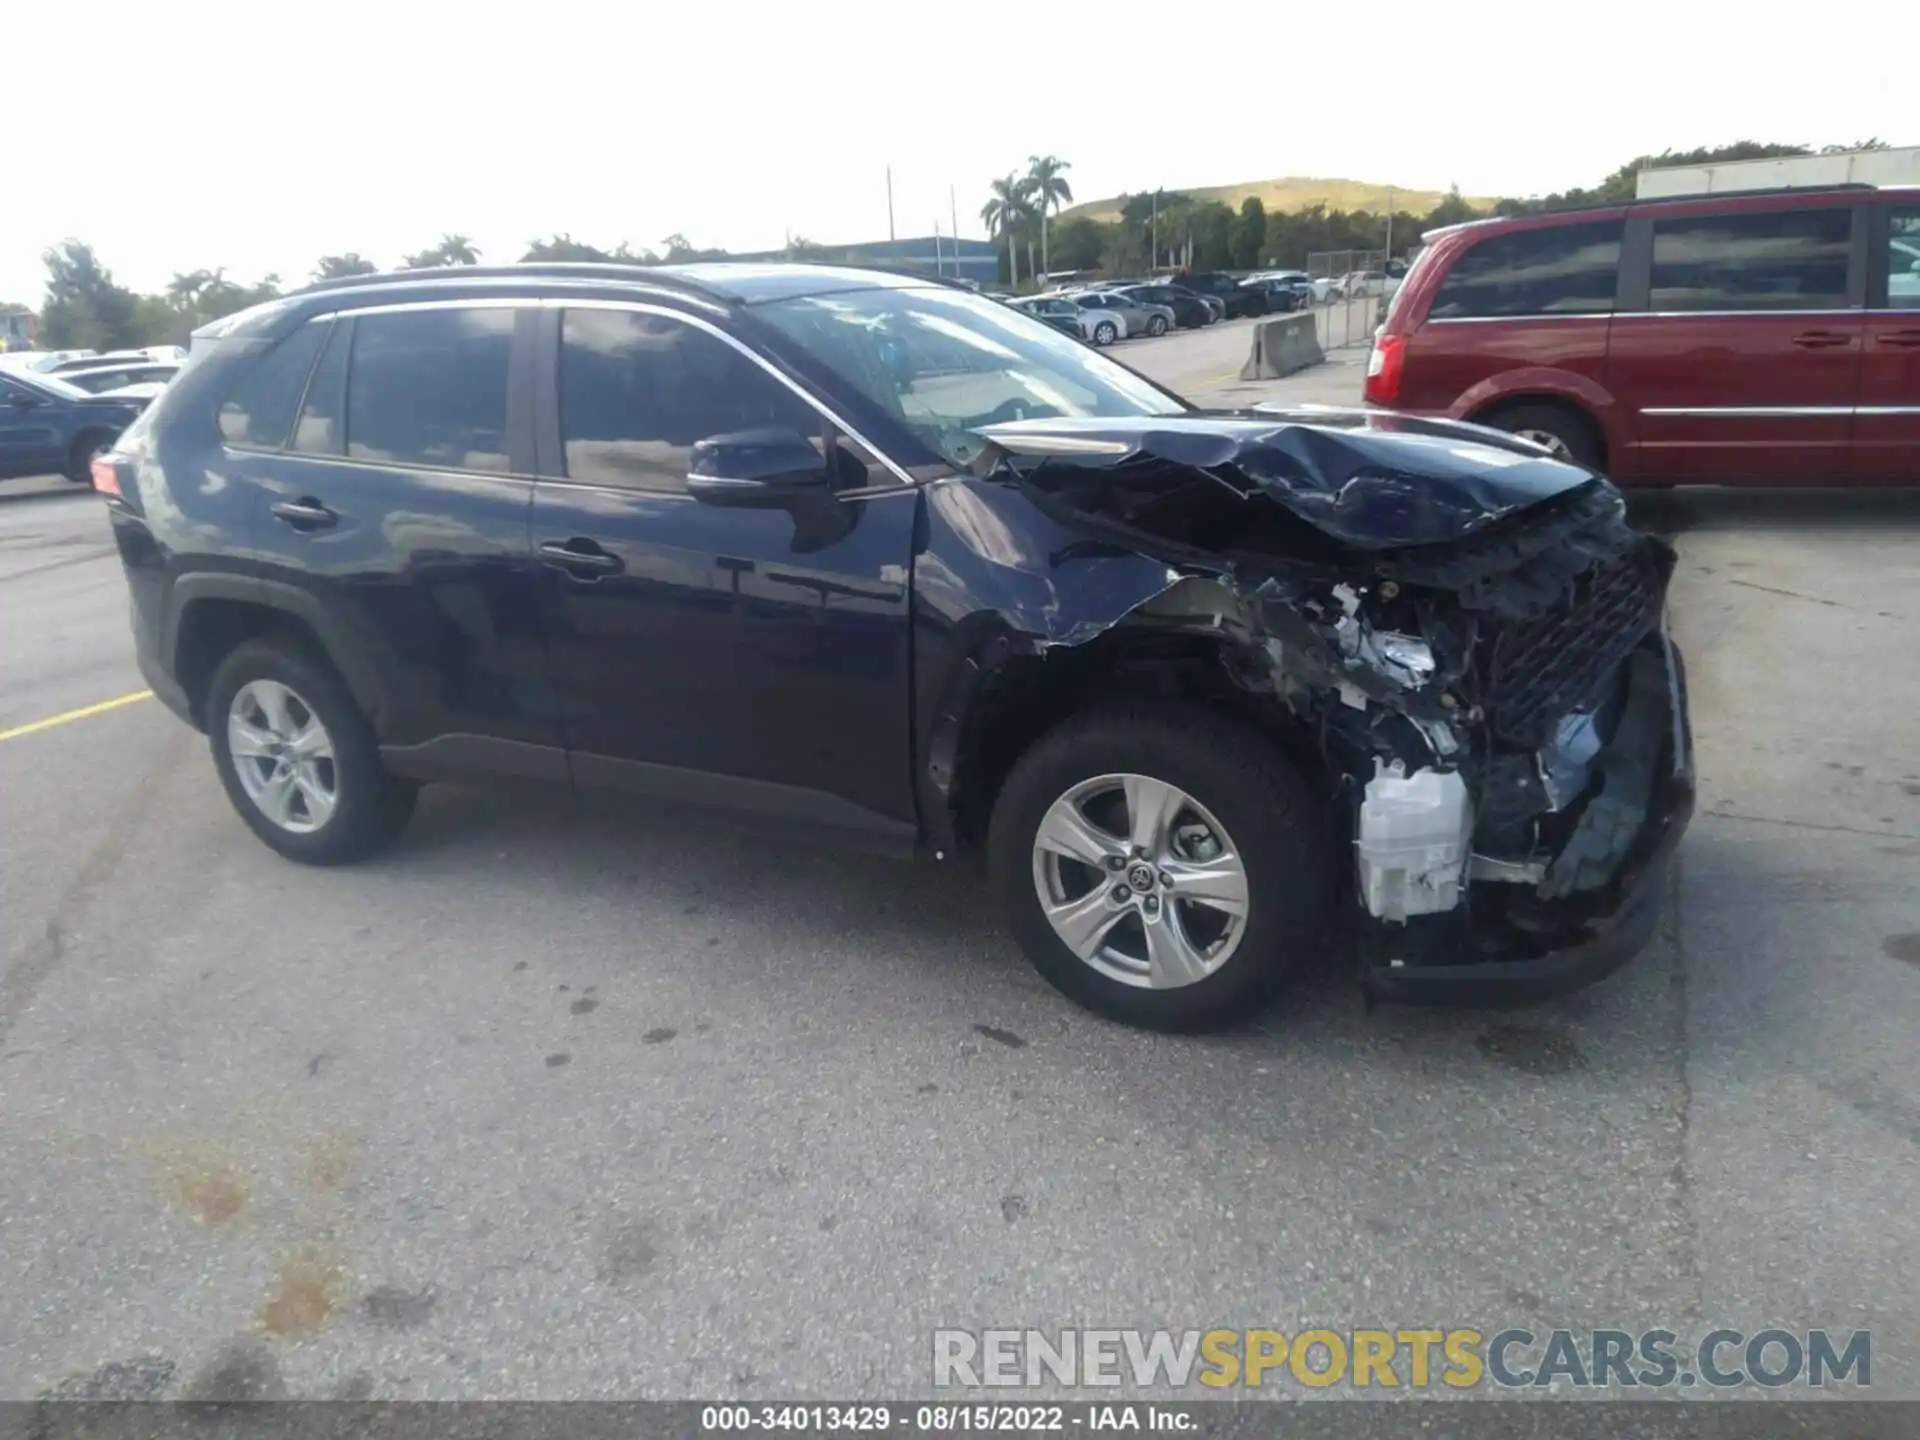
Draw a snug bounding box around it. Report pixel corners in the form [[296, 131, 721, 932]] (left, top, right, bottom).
[[1362, 631, 1694, 1005]]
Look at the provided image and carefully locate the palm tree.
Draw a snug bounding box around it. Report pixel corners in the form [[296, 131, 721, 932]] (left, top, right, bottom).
[[1026, 155, 1073, 279], [980, 174, 1031, 288]]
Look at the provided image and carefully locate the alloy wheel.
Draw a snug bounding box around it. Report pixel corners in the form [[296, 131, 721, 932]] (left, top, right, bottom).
[[227, 679, 338, 834], [1030, 773, 1249, 990]]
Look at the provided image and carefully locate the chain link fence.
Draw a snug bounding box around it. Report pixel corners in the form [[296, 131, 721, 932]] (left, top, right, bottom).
[[1306, 248, 1391, 351]]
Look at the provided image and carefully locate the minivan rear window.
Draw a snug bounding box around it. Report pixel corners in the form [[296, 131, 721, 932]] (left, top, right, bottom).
[[1427, 220, 1622, 319], [1649, 207, 1851, 312]]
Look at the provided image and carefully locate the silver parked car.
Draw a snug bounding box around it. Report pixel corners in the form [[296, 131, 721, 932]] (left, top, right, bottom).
[[1070, 290, 1176, 340]]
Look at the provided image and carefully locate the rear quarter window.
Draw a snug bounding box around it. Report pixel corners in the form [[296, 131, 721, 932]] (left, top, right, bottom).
[[217, 323, 328, 449], [1427, 220, 1623, 319]]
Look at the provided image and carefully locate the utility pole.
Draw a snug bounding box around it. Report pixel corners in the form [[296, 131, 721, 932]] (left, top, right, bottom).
[[1384, 185, 1394, 261], [1150, 189, 1159, 270], [934, 221, 944, 277], [886, 167, 896, 243]]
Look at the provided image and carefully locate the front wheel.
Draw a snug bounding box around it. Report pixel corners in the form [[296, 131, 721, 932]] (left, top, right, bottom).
[[1092, 320, 1118, 346], [988, 703, 1335, 1032]]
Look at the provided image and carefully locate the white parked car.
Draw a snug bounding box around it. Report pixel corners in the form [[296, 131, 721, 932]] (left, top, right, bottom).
[[1013, 295, 1107, 344], [54, 361, 181, 394]]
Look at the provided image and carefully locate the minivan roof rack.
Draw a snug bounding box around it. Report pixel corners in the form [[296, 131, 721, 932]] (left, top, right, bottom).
[[1424, 181, 1891, 239]]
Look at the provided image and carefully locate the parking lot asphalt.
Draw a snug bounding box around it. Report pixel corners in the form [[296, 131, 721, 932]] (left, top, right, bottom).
[[1, 340, 1916, 1403]]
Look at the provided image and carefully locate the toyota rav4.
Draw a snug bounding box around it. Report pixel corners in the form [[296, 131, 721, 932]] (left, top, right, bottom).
[[99, 263, 1693, 1031]]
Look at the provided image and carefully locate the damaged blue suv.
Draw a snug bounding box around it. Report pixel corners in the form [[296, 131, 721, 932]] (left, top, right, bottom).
[[99, 262, 1692, 1031]]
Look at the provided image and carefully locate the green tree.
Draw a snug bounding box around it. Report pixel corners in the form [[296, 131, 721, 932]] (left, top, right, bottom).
[[1191, 202, 1235, 271], [1230, 197, 1266, 270], [38, 241, 140, 350], [1049, 216, 1109, 273], [402, 234, 480, 268], [980, 175, 1035, 287], [1423, 184, 1480, 231], [1026, 154, 1073, 278], [313, 253, 378, 282]]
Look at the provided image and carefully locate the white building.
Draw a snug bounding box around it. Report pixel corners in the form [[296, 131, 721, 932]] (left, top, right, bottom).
[[1636, 145, 1920, 198]]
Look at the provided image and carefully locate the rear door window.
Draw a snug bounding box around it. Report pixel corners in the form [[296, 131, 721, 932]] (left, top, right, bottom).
[[1427, 220, 1623, 318], [345, 308, 514, 472], [219, 323, 327, 449], [1649, 207, 1852, 311], [1885, 208, 1920, 309]]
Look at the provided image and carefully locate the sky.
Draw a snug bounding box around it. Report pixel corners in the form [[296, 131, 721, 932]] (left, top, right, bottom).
[[4, 0, 1907, 306]]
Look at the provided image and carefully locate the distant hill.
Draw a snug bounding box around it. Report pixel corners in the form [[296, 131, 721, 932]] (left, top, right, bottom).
[[1058, 176, 1500, 223]]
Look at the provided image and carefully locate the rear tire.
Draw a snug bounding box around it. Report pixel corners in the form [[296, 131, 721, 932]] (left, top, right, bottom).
[[1485, 402, 1602, 471], [1147, 315, 1169, 337], [988, 703, 1335, 1033], [65, 430, 115, 483], [207, 638, 417, 865]]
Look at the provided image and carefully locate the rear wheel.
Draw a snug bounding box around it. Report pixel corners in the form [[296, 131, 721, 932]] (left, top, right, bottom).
[[1093, 320, 1118, 346], [207, 639, 417, 865], [1485, 402, 1602, 470], [65, 430, 116, 483], [988, 703, 1334, 1032], [1146, 314, 1169, 337]]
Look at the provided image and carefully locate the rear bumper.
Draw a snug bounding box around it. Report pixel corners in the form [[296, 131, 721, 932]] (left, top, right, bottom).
[[1363, 632, 1694, 1006]]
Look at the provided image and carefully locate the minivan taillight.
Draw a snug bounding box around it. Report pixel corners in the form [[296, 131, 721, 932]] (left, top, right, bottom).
[[1364, 334, 1405, 405]]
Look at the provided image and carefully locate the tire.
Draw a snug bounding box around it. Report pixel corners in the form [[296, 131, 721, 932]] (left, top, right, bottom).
[[66, 429, 116, 483], [206, 638, 417, 865], [988, 703, 1334, 1033], [1146, 314, 1169, 337], [1093, 321, 1118, 346], [1485, 402, 1602, 470]]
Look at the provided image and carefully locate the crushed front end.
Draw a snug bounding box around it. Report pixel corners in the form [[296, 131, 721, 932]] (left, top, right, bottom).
[[977, 412, 1695, 1004]]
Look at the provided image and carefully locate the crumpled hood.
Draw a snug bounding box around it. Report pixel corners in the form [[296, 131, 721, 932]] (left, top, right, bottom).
[[974, 409, 1600, 549]]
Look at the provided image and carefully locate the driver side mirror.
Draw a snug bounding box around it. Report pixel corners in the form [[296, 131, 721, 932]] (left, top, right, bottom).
[[686, 427, 832, 507]]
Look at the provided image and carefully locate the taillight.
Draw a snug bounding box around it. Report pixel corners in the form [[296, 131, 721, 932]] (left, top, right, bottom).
[[1364, 333, 1406, 405], [90, 457, 124, 498]]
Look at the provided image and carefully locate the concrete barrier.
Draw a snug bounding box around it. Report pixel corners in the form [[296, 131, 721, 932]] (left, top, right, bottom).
[[1238, 311, 1326, 381]]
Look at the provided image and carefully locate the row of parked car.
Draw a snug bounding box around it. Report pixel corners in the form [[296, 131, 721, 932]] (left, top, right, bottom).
[[0, 346, 184, 482], [1005, 262, 1411, 346], [1006, 272, 1312, 345]]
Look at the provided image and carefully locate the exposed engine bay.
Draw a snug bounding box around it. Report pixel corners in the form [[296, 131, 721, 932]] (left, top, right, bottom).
[[970, 411, 1692, 981]]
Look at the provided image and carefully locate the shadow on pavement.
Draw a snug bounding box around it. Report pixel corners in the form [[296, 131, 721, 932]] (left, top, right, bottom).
[[1628, 485, 1920, 536]]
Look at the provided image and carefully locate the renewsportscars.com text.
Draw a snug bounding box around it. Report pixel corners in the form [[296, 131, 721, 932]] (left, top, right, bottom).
[[932, 1327, 1872, 1391]]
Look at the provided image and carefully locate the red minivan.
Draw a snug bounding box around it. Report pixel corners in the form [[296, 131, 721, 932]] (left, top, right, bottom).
[[1365, 185, 1920, 485]]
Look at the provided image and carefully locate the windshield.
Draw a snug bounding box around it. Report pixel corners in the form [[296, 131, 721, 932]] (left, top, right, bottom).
[[755, 286, 1186, 468]]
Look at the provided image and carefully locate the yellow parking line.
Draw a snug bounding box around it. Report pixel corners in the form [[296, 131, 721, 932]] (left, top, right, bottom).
[[1193, 368, 1245, 388], [0, 690, 153, 743]]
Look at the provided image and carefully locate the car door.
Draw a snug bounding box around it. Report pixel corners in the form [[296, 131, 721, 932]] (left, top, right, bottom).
[[526, 301, 919, 851], [1611, 202, 1864, 483], [1855, 200, 1920, 482], [0, 374, 63, 477], [248, 302, 565, 776]]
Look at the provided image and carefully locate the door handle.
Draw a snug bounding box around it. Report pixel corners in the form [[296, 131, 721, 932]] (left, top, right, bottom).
[[1874, 330, 1920, 349], [270, 498, 337, 531], [537, 539, 624, 578], [1791, 331, 1852, 349]]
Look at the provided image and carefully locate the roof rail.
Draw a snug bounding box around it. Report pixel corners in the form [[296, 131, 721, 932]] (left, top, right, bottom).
[[295, 261, 731, 300]]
